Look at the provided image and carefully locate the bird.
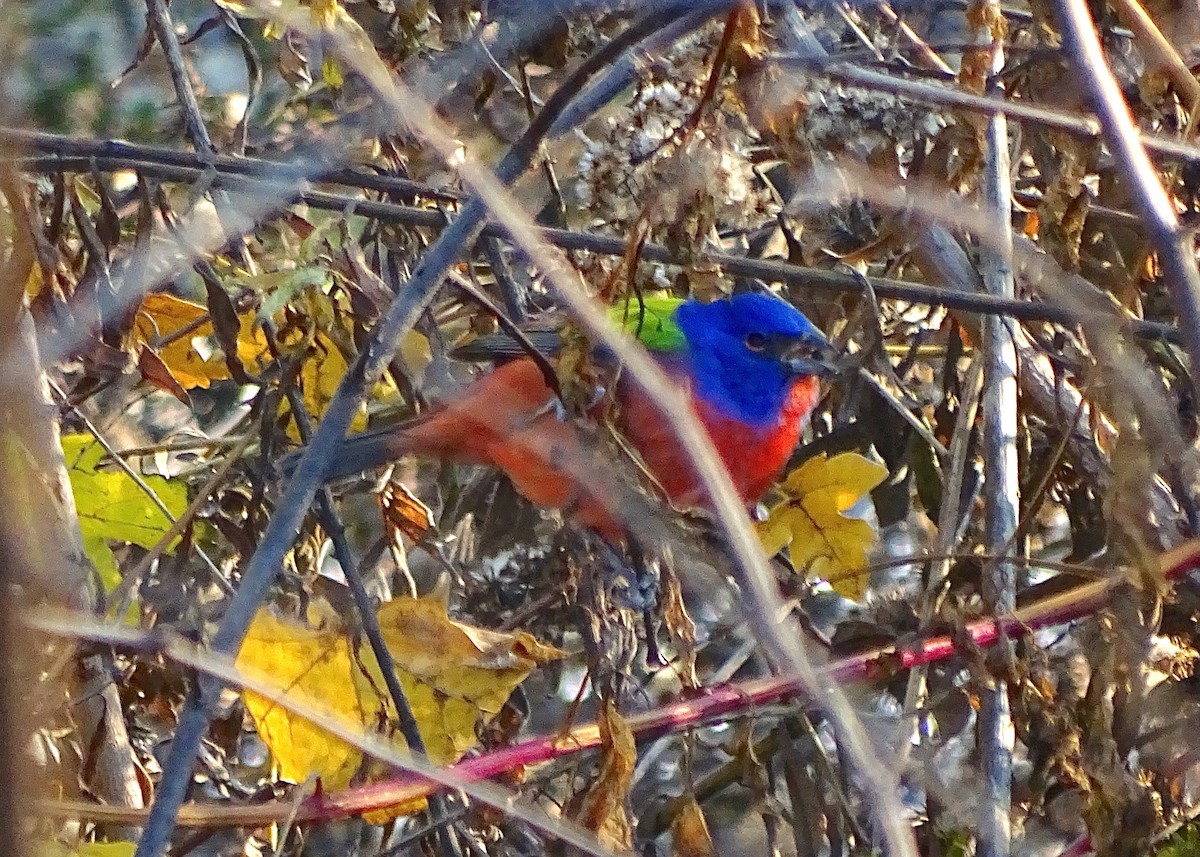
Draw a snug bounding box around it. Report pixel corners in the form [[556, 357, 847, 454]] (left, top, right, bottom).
[[309, 292, 836, 543]]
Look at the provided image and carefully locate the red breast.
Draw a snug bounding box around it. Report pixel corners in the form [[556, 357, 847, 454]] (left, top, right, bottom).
[[321, 357, 818, 543]]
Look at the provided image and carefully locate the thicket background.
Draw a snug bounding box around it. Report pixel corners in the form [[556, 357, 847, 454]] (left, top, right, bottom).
[[3, 1, 1200, 856]]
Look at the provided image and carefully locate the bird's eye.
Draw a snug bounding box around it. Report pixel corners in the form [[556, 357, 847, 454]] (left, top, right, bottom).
[[745, 332, 768, 352]]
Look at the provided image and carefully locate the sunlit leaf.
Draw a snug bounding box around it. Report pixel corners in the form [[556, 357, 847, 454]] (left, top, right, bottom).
[[245, 267, 332, 322], [237, 605, 372, 791], [61, 434, 187, 604], [757, 452, 887, 600], [132, 293, 269, 390], [236, 594, 562, 819], [289, 331, 367, 439], [40, 842, 138, 857]]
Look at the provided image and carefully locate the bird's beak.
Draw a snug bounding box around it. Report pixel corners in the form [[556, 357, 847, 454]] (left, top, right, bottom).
[[779, 338, 841, 378]]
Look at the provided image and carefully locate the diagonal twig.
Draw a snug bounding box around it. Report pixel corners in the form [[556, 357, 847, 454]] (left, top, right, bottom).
[[130, 8, 717, 856], [1056, 0, 1200, 408], [144, 0, 215, 155]]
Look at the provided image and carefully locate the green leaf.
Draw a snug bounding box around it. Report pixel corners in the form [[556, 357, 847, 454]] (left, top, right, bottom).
[[244, 267, 333, 322], [62, 434, 188, 595], [1155, 826, 1200, 857], [609, 295, 686, 353]]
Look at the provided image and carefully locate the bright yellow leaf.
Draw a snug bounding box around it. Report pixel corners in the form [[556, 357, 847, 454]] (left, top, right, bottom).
[[284, 331, 369, 440], [62, 434, 188, 599], [757, 452, 887, 600], [237, 607, 373, 790], [321, 54, 345, 88], [132, 293, 269, 390], [25, 263, 43, 299], [59, 843, 136, 857], [236, 595, 562, 819]]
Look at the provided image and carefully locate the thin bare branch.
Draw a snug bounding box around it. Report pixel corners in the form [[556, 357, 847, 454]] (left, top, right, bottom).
[[1056, 0, 1200, 407], [975, 11, 1019, 856], [143, 0, 215, 154]]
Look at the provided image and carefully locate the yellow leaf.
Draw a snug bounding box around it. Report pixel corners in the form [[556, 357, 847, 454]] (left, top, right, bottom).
[[373, 596, 563, 764], [289, 331, 367, 440], [236, 596, 562, 820], [25, 263, 43, 299], [75, 845, 136, 857], [269, 285, 399, 441], [399, 330, 432, 384], [757, 452, 887, 600], [238, 608, 373, 790], [321, 54, 344, 89], [310, 0, 340, 28], [132, 293, 268, 390], [38, 842, 137, 857], [62, 434, 187, 602], [65, 843, 137, 857]]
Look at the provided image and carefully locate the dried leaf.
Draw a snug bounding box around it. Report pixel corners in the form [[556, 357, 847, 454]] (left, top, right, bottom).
[[576, 699, 636, 851], [202, 276, 254, 384], [379, 481, 434, 543], [672, 796, 718, 857], [728, 2, 766, 74], [758, 452, 887, 600], [136, 345, 191, 406]]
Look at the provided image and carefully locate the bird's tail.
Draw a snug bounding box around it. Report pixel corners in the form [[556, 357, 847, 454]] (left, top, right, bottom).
[[279, 423, 411, 482]]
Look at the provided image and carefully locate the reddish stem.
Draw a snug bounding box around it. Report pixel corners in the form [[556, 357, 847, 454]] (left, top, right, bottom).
[[302, 540, 1200, 822]]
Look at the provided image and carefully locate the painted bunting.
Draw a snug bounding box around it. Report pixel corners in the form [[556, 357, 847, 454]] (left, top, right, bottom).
[[313, 292, 835, 542]]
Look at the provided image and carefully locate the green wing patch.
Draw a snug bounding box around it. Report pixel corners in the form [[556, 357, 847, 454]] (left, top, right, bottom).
[[609, 295, 686, 353]]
